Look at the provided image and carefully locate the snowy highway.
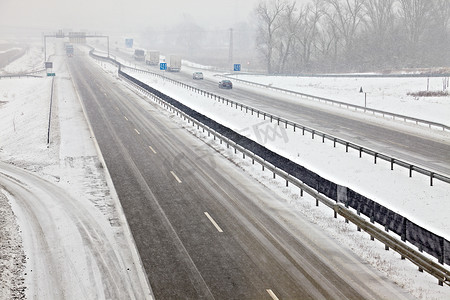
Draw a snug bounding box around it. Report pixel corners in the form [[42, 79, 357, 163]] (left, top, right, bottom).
[[136, 61, 450, 177], [67, 50, 415, 298]]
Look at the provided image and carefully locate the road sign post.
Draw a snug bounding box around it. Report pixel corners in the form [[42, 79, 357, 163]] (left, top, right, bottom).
[[233, 64, 241, 79], [160, 63, 167, 80]]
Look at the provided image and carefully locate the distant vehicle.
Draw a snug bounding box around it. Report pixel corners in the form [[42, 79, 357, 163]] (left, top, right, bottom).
[[166, 55, 181, 72], [133, 49, 145, 61], [145, 50, 160, 65], [65, 44, 74, 57], [218, 80, 232, 89], [193, 72, 203, 80]]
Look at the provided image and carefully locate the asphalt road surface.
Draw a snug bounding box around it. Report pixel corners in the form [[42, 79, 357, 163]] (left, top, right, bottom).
[[67, 51, 414, 299], [133, 59, 450, 177]]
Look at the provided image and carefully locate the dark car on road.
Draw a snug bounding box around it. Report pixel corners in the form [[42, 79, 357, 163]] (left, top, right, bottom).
[[218, 80, 232, 89]]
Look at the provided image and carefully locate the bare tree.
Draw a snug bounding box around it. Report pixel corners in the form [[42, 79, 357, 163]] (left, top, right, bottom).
[[298, 0, 325, 71], [421, 0, 450, 66], [276, 1, 305, 73], [323, 0, 367, 64], [397, 0, 435, 65], [314, 19, 339, 71], [398, 0, 432, 44], [364, 0, 395, 35], [255, 0, 286, 73], [361, 0, 396, 68]]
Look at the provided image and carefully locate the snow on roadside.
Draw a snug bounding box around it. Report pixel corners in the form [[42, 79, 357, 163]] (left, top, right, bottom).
[[126, 69, 450, 240], [0, 42, 45, 75], [228, 74, 450, 126], [0, 43, 152, 299], [0, 190, 26, 300], [110, 63, 450, 299]]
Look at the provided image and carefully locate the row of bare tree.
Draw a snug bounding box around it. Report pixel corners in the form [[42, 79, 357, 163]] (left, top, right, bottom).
[[255, 0, 450, 74]]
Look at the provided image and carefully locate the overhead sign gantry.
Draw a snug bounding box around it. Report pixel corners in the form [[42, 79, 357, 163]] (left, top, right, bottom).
[[43, 30, 110, 61]]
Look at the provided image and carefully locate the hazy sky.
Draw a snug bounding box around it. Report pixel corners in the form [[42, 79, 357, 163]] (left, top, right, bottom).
[[0, 0, 262, 33]]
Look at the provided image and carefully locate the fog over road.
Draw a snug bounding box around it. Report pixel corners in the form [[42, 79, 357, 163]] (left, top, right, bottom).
[[68, 50, 413, 299]]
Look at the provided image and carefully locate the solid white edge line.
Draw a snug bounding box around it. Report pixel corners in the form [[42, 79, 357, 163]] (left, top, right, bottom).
[[69, 67, 155, 298], [170, 171, 182, 183], [266, 289, 279, 300], [204, 212, 223, 233], [134, 128, 140, 135], [148, 146, 157, 154]]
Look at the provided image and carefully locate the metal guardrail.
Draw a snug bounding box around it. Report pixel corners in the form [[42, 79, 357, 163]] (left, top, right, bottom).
[[119, 65, 450, 186], [121, 72, 450, 287], [216, 74, 450, 132], [88, 49, 450, 285]]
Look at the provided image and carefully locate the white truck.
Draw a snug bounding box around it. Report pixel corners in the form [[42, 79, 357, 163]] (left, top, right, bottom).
[[145, 50, 160, 65], [166, 55, 181, 72]]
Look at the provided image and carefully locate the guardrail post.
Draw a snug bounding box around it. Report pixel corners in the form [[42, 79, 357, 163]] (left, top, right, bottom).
[[430, 173, 434, 186], [346, 142, 349, 152], [322, 134, 325, 143], [312, 130, 315, 139], [316, 198, 319, 207], [409, 165, 413, 177], [374, 153, 378, 164], [391, 158, 394, 170], [384, 225, 390, 250], [359, 147, 362, 158], [293, 124, 296, 132], [300, 189, 303, 197], [333, 138, 336, 147]]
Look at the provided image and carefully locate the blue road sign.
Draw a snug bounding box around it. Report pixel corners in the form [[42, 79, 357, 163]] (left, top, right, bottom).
[[234, 64, 241, 71], [160, 63, 167, 70], [125, 38, 133, 48]]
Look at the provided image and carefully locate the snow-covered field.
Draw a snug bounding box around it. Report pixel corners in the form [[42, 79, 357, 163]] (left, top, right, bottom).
[[219, 72, 450, 126], [0, 43, 152, 299], [1, 41, 449, 299]]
